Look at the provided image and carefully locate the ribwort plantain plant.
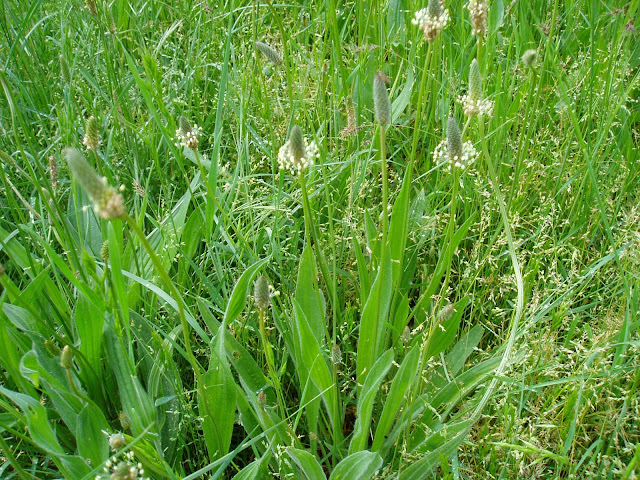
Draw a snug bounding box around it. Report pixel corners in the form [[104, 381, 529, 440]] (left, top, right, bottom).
[[0, 1, 637, 479]]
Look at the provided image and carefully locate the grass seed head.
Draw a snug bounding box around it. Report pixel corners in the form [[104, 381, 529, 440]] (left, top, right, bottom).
[[437, 304, 455, 322], [255, 41, 283, 65], [109, 433, 126, 451], [373, 71, 391, 128], [277, 125, 319, 174], [65, 148, 125, 220]]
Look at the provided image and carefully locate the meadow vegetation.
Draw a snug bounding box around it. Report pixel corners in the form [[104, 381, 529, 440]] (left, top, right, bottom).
[[0, 0, 639, 478]]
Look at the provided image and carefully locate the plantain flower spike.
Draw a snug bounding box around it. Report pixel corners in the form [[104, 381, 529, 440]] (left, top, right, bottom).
[[254, 275, 271, 310], [64, 148, 125, 220], [412, 0, 450, 41], [277, 125, 319, 174], [83, 116, 100, 151], [467, 0, 488, 36], [460, 58, 494, 117], [433, 116, 479, 171], [373, 71, 391, 128], [522, 49, 538, 68]]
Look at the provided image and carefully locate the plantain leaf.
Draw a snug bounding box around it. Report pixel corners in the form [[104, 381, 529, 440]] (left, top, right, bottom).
[[330, 450, 383, 480], [286, 448, 326, 480], [372, 344, 421, 451], [223, 258, 270, 326], [349, 349, 394, 454], [423, 296, 470, 361], [77, 403, 110, 467], [199, 347, 237, 462]]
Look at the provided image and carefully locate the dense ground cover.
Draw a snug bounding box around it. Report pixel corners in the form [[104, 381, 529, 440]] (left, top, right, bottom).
[[0, 0, 639, 478]]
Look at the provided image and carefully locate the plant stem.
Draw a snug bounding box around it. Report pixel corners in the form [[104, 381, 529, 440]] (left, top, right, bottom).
[[472, 118, 524, 419], [122, 213, 203, 384], [258, 307, 286, 421]]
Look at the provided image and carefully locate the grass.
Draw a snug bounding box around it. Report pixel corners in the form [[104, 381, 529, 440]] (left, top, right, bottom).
[[0, 0, 639, 478]]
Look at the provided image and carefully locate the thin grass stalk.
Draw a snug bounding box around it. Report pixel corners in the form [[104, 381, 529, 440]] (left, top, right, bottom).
[[438, 168, 459, 305], [409, 43, 433, 167], [471, 119, 524, 419], [0, 435, 31, 480], [122, 213, 203, 385], [299, 172, 338, 317], [257, 306, 287, 421], [380, 125, 389, 254]]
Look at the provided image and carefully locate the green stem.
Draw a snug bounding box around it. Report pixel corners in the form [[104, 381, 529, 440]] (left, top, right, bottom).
[[380, 125, 389, 251], [300, 172, 337, 317], [258, 307, 286, 421], [438, 168, 460, 306], [472, 118, 524, 419], [122, 214, 203, 384], [410, 43, 433, 167]]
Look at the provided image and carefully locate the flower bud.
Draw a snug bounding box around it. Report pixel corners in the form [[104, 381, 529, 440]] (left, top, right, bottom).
[[427, 0, 441, 18], [119, 412, 131, 430], [257, 390, 267, 410], [44, 339, 61, 357], [60, 345, 73, 369], [331, 344, 342, 365]]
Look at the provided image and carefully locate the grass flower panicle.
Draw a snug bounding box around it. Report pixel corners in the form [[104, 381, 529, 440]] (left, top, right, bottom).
[[412, 0, 450, 41], [277, 125, 319, 174], [434, 117, 479, 171], [467, 0, 488, 36], [176, 116, 202, 150], [65, 148, 125, 220]]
